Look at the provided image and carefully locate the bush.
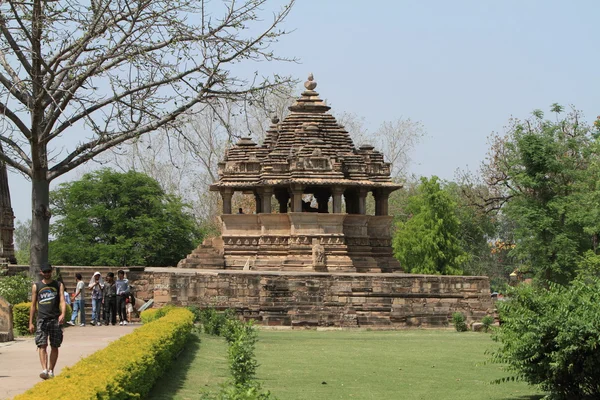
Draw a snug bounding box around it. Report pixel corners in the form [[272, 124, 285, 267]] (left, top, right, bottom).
[[14, 307, 194, 400], [186, 305, 201, 323], [13, 302, 73, 335], [452, 312, 468, 332], [140, 304, 175, 324], [0, 273, 31, 305], [490, 279, 600, 399], [481, 315, 494, 333], [201, 308, 236, 336]]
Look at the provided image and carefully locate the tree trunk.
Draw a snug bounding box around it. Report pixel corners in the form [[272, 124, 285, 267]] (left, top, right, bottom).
[[29, 172, 51, 278]]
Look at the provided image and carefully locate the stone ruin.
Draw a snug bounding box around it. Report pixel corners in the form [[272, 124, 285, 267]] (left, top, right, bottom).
[[179, 74, 401, 273], [0, 296, 14, 342], [0, 144, 16, 266]]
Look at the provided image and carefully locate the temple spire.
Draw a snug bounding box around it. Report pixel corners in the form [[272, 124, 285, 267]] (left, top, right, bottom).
[[0, 143, 16, 264]]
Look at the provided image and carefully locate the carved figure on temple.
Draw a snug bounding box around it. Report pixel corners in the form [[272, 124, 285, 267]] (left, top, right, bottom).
[[312, 239, 325, 267]]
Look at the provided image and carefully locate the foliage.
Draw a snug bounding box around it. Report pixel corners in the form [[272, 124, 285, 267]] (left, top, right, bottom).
[[201, 308, 237, 336], [49, 169, 202, 267], [13, 302, 72, 335], [393, 176, 467, 275], [452, 312, 468, 332], [198, 307, 274, 400], [0, 273, 31, 304], [14, 307, 193, 400], [490, 280, 600, 398], [479, 106, 599, 285], [140, 305, 175, 324], [480, 315, 494, 333], [13, 220, 31, 265], [186, 305, 202, 323]]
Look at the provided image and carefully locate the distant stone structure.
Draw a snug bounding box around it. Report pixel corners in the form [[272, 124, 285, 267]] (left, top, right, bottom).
[[0, 296, 14, 342], [179, 74, 401, 273], [0, 144, 16, 265]]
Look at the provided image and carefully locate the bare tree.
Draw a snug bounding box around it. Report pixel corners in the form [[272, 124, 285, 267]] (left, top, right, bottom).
[[105, 84, 295, 222], [0, 0, 295, 275], [335, 112, 425, 180]]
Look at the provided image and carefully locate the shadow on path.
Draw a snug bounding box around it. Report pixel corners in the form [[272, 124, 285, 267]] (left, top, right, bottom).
[[503, 396, 545, 400], [146, 334, 202, 400]]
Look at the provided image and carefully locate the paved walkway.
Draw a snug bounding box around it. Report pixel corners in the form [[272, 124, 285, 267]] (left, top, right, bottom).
[[0, 324, 137, 399]]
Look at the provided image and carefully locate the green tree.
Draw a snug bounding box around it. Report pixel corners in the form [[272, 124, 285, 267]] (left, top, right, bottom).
[[481, 106, 598, 285], [392, 176, 467, 275], [49, 169, 201, 266], [13, 219, 31, 265]]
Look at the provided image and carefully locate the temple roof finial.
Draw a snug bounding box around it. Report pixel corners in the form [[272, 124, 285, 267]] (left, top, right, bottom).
[[304, 73, 317, 90]]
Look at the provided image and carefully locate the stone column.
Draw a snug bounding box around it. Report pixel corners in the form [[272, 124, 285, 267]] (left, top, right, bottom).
[[275, 190, 290, 213], [358, 188, 368, 215], [332, 186, 344, 214], [373, 189, 390, 216], [290, 184, 304, 212], [261, 187, 274, 214], [314, 190, 330, 213], [221, 188, 233, 214], [254, 191, 262, 214]]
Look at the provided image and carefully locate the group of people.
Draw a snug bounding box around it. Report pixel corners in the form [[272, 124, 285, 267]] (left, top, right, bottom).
[[29, 264, 135, 380], [65, 269, 133, 327]]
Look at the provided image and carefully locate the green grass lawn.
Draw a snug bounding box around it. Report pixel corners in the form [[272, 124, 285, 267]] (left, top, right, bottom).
[[149, 329, 544, 400]]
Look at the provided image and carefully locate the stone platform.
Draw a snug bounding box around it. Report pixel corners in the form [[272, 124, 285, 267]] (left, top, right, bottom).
[[142, 268, 494, 328]]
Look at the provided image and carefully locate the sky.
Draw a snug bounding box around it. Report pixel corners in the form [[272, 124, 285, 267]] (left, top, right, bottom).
[[6, 0, 599, 223]]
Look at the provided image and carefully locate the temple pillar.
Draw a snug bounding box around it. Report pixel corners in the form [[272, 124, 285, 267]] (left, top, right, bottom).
[[332, 186, 344, 214], [221, 188, 233, 214], [358, 188, 368, 215], [314, 190, 330, 213], [275, 190, 290, 213], [373, 189, 390, 216], [254, 191, 262, 214], [290, 184, 304, 212], [261, 187, 274, 214]]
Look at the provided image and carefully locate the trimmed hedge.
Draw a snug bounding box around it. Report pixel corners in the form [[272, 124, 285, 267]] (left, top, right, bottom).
[[140, 304, 174, 324], [13, 302, 72, 335], [14, 307, 194, 400]]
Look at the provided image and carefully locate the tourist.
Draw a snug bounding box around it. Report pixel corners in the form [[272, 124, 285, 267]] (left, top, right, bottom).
[[88, 271, 104, 326], [29, 263, 66, 380], [67, 273, 85, 327], [237, 208, 244, 214], [116, 270, 130, 325], [103, 272, 117, 326]]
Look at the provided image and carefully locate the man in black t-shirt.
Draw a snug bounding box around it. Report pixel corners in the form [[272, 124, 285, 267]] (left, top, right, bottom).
[[29, 263, 66, 380]]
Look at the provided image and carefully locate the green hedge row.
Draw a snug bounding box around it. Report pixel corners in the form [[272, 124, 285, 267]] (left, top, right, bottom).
[[13, 302, 73, 335], [14, 307, 194, 400]]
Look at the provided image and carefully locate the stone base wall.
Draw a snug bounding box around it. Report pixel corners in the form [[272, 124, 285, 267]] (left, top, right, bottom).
[[139, 269, 494, 328]]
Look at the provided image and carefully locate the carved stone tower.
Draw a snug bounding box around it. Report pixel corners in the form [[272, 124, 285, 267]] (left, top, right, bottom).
[[179, 74, 402, 272], [0, 144, 16, 264]]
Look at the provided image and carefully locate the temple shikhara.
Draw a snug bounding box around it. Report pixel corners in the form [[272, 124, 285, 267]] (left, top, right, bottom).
[[0, 144, 16, 265], [179, 74, 402, 273]]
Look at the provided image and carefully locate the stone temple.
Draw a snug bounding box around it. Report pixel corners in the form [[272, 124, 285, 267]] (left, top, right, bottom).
[[179, 74, 401, 273], [169, 74, 493, 327]]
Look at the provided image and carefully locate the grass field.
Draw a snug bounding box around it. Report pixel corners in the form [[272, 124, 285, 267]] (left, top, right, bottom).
[[148, 329, 544, 400]]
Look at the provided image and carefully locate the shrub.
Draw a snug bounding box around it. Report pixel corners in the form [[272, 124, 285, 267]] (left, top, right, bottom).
[[13, 302, 73, 335], [490, 279, 600, 399], [481, 315, 494, 333], [140, 304, 175, 324], [201, 308, 236, 336], [452, 312, 468, 332], [14, 307, 194, 400], [186, 305, 201, 323], [0, 273, 31, 305]]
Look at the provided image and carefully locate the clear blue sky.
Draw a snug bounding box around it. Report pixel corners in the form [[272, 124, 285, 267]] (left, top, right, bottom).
[[7, 0, 599, 223]]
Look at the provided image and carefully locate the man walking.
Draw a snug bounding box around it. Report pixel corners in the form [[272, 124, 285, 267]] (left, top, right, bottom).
[[67, 273, 85, 326], [29, 263, 66, 380]]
